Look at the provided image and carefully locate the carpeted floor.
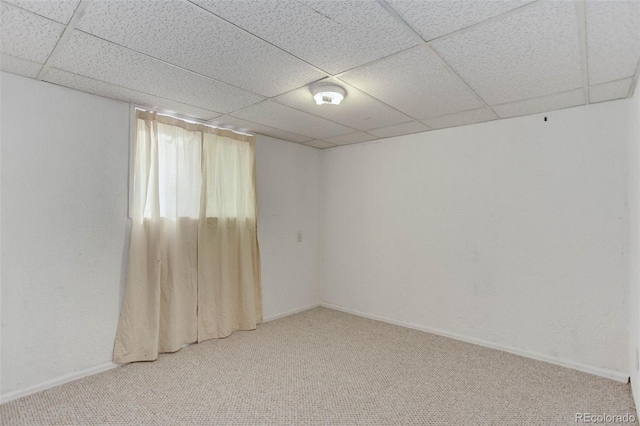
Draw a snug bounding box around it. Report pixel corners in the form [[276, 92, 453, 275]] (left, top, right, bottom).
[[1, 307, 637, 425]]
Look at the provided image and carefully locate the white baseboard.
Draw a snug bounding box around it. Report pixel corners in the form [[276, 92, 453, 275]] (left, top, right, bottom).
[[0, 362, 119, 404], [263, 302, 321, 322], [320, 302, 629, 383], [1, 305, 321, 405], [4, 301, 622, 405]]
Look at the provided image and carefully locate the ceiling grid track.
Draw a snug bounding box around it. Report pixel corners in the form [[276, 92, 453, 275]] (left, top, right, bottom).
[[628, 58, 640, 98], [375, 0, 500, 118], [0, 0, 633, 148], [224, 99, 362, 136], [186, 0, 331, 78], [426, 0, 543, 44], [72, 29, 275, 102], [576, 0, 591, 104], [36, 0, 91, 80], [42, 68, 221, 120]]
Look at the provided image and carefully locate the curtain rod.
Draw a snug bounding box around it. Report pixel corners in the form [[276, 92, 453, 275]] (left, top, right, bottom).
[[134, 107, 254, 138]]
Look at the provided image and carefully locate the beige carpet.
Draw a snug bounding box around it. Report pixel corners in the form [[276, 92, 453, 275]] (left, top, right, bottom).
[[1, 307, 637, 425]]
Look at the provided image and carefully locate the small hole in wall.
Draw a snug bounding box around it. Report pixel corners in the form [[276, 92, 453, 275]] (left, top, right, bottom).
[[544, 117, 548, 121]]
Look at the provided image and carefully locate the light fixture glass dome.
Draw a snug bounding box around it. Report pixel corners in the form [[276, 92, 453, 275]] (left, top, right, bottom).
[[312, 84, 346, 105]]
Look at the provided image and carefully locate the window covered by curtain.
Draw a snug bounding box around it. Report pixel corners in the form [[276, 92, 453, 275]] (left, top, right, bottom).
[[113, 110, 262, 364]]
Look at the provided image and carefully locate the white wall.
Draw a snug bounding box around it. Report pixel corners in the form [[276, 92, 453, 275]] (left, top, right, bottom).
[[256, 136, 321, 319], [628, 86, 640, 406], [321, 101, 630, 377], [1, 73, 130, 397], [0, 72, 322, 399], [1, 69, 633, 399]]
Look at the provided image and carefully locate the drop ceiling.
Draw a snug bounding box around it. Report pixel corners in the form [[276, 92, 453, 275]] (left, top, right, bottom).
[[1, 0, 639, 149]]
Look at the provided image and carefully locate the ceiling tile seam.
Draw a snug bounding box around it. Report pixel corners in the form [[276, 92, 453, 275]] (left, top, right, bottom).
[[301, 143, 328, 150], [497, 102, 593, 120], [36, 0, 91, 81], [628, 58, 640, 98], [228, 99, 363, 136], [330, 74, 426, 122], [271, 139, 312, 148], [332, 63, 449, 122], [44, 67, 223, 119], [422, 119, 499, 131], [375, 0, 425, 46], [292, 0, 330, 20], [267, 96, 403, 132], [576, 0, 590, 104], [0, 0, 71, 25], [185, 0, 332, 78], [227, 100, 360, 139], [419, 107, 498, 123], [320, 130, 381, 143], [366, 120, 432, 132], [0, 52, 43, 68], [328, 1, 541, 75], [490, 85, 585, 109], [375, 0, 500, 118], [331, 46, 419, 77], [425, 0, 543, 44], [209, 115, 313, 142], [307, 140, 337, 148], [72, 29, 271, 101], [263, 76, 330, 102], [422, 44, 501, 117], [590, 76, 636, 88]]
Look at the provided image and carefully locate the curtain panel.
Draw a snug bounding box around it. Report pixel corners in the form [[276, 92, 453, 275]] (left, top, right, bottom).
[[113, 110, 262, 364]]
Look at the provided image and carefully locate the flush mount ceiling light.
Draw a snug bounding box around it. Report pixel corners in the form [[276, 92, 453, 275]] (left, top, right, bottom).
[[312, 84, 346, 106]]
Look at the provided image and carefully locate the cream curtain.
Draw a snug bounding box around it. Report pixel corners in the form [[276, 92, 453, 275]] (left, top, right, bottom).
[[113, 110, 261, 364]]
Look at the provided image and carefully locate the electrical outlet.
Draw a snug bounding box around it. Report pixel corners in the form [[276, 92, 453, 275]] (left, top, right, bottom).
[[297, 231, 303, 243]]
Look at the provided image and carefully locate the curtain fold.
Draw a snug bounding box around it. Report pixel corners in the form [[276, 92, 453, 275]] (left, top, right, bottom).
[[113, 110, 261, 364]]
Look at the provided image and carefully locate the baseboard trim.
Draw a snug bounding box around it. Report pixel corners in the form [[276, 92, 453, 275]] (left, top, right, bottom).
[[0, 362, 119, 404], [320, 302, 629, 383], [1, 305, 321, 405], [4, 302, 622, 404], [263, 302, 321, 322]]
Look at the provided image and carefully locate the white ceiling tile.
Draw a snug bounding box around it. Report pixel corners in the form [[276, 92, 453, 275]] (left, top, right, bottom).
[[422, 107, 498, 130], [304, 140, 336, 149], [76, 0, 324, 97], [191, 0, 418, 74], [432, 1, 583, 105], [3, 0, 79, 24], [0, 53, 42, 78], [0, 2, 65, 63], [368, 121, 431, 138], [231, 101, 354, 140], [51, 31, 263, 114], [387, 0, 534, 41], [209, 115, 313, 144], [492, 89, 585, 119], [339, 46, 483, 119], [275, 77, 412, 130], [586, 0, 640, 85], [589, 78, 633, 104], [43, 68, 221, 120], [323, 131, 378, 145]]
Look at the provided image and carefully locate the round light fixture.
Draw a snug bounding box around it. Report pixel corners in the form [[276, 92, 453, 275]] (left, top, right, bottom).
[[312, 84, 346, 106]]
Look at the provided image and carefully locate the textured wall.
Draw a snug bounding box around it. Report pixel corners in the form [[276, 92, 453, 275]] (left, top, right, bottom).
[[1, 72, 130, 396], [321, 100, 630, 375], [0, 73, 322, 398], [256, 136, 321, 318]]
